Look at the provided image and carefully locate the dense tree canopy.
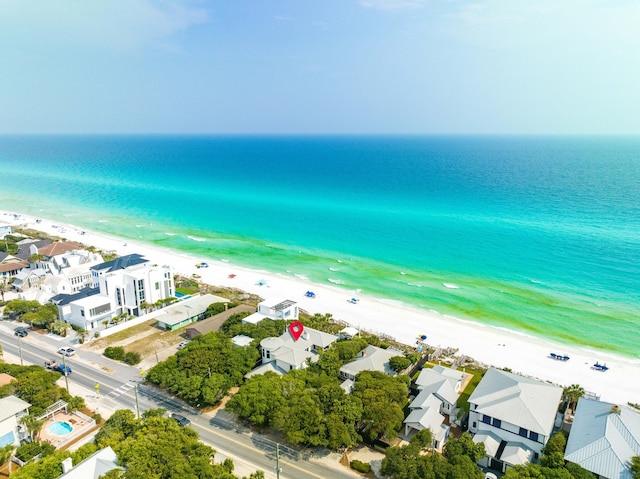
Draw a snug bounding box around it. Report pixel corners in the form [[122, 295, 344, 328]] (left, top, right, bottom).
[[146, 332, 259, 407], [11, 443, 98, 479], [95, 409, 237, 479], [227, 370, 363, 449], [380, 432, 484, 479], [0, 362, 79, 415]]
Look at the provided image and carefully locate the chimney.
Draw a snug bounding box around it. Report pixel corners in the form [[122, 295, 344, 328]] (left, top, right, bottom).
[[61, 457, 73, 473]]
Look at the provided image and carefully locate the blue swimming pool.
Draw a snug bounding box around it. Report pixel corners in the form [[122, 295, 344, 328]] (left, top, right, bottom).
[[48, 421, 73, 436]]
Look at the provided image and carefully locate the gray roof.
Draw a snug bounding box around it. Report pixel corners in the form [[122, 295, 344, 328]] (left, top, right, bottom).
[[405, 394, 445, 432], [50, 287, 100, 306], [415, 365, 464, 406], [91, 253, 148, 273], [340, 345, 400, 377], [564, 398, 640, 479], [58, 446, 121, 479], [501, 442, 535, 466], [156, 294, 229, 327], [0, 395, 31, 421], [468, 368, 562, 436]]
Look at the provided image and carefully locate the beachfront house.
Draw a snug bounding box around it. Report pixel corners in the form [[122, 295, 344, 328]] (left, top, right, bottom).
[[564, 398, 640, 479], [468, 368, 563, 473], [403, 365, 470, 449], [0, 395, 31, 447], [155, 294, 229, 331], [35, 248, 104, 294], [246, 327, 338, 377], [90, 254, 175, 317], [242, 298, 298, 325], [339, 345, 401, 381]]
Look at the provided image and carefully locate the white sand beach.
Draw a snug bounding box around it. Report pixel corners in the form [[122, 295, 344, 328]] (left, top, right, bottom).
[[4, 211, 640, 405]]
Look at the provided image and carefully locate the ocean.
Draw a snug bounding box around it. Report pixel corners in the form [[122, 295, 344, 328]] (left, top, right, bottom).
[[1, 135, 639, 357]]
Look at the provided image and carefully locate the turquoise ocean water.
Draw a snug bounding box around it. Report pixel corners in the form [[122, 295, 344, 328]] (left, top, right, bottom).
[[1, 135, 639, 357]]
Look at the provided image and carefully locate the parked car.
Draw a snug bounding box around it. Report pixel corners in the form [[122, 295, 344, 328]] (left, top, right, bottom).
[[14, 327, 28, 337], [57, 347, 76, 357], [177, 340, 190, 350], [44, 359, 58, 369], [171, 413, 191, 427]]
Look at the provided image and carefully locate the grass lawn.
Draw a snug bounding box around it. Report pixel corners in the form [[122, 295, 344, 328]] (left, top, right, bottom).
[[456, 366, 486, 413], [89, 320, 157, 349], [176, 287, 199, 295]]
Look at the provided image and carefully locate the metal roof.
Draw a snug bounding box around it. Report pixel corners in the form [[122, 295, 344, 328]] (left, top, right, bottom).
[[0, 395, 31, 422], [91, 253, 148, 273], [565, 398, 640, 479], [468, 368, 562, 435]]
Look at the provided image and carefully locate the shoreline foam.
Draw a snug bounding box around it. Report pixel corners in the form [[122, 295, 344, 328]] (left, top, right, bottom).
[[3, 210, 640, 404]]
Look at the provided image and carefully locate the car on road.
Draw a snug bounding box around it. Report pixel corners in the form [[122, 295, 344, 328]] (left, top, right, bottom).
[[57, 347, 75, 356], [53, 364, 72, 376], [177, 340, 190, 350], [14, 327, 28, 337], [171, 413, 191, 427]]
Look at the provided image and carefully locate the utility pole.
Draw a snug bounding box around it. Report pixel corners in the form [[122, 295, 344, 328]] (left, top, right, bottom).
[[275, 443, 281, 479], [17, 337, 24, 366], [134, 383, 140, 418]]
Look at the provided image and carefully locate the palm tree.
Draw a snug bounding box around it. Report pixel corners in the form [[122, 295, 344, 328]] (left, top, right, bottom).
[[0, 444, 16, 475], [563, 384, 585, 414], [20, 414, 46, 442]]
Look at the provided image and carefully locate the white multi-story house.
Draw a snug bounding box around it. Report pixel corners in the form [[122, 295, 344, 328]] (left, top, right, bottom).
[[242, 298, 298, 324], [403, 365, 470, 450], [0, 395, 31, 448], [62, 254, 174, 330], [468, 368, 563, 473], [91, 254, 174, 317], [38, 249, 104, 294]]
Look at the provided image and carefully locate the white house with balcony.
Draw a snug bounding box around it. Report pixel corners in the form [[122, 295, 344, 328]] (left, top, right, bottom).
[[242, 298, 298, 325], [91, 254, 174, 317], [468, 368, 562, 473], [62, 254, 174, 330], [403, 365, 470, 450], [0, 395, 31, 448]]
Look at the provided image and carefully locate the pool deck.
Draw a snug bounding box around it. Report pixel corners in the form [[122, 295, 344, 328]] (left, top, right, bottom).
[[39, 411, 92, 448]]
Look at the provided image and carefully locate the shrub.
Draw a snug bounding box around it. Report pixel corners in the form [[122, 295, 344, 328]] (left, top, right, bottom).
[[124, 351, 141, 365], [104, 346, 125, 361], [92, 413, 103, 424], [350, 459, 371, 474]]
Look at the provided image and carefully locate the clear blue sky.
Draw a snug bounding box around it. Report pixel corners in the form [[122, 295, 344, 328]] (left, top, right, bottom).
[[1, 0, 638, 134]]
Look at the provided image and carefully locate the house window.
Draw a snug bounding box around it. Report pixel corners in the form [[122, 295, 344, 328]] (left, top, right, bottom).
[[155, 282, 160, 290], [519, 427, 528, 438], [529, 431, 539, 442], [472, 422, 477, 429], [492, 418, 501, 428], [81, 310, 85, 317], [482, 415, 491, 424]]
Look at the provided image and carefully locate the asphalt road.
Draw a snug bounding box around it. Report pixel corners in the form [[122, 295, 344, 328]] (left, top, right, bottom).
[[0, 325, 359, 479]]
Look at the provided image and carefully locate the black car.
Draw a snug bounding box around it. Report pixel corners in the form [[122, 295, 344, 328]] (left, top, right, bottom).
[[14, 327, 28, 337], [171, 413, 191, 427]]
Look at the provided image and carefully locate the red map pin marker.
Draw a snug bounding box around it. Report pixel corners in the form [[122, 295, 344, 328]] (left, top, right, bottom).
[[289, 321, 304, 341]]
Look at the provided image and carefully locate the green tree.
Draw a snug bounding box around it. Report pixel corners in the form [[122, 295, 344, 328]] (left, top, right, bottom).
[[389, 356, 411, 372], [443, 433, 486, 463], [0, 444, 16, 476], [631, 456, 640, 479], [563, 384, 585, 414], [20, 414, 46, 442]]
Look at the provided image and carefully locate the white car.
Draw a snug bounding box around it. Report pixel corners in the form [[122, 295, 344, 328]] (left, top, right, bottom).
[[57, 347, 76, 357], [177, 340, 190, 350]]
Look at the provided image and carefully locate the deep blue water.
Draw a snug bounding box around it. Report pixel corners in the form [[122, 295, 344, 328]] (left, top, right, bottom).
[[1, 135, 639, 356]]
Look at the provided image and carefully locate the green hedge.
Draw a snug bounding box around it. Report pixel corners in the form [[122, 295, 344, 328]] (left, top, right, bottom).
[[104, 346, 125, 361], [350, 459, 371, 474]]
